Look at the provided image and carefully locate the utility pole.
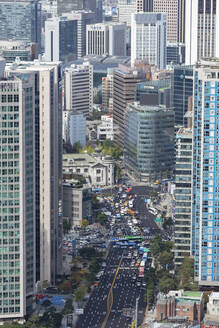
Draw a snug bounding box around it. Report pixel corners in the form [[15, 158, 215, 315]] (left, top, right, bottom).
[[135, 297, 139, 328]]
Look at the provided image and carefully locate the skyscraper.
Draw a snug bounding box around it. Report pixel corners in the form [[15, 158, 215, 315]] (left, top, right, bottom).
[[124, 102, 175, 182], [64, 11, 96, 58], [45, 16, 77, 62], [0, 70, 36, 320], [131, 12, 167, 69], [64, 63, 93, 117], [86, 22, 126, 56], [192, 58, 219, 286], [153, 0, 183, 42], [170, 65, 193, 126], [5, 59, 63, 286], [0, 0, 41, 50], [117, 0, 136, 26], [185, 0, 219, 65]]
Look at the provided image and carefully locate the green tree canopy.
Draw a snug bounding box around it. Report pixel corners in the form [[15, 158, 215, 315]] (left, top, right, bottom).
[[74, 284, 87, 302], [158, 275, 176, 294]]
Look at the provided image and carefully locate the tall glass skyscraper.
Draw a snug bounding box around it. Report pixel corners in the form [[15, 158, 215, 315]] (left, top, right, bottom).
[[192, 58, 219, 286], [0, 0, 41, 48]]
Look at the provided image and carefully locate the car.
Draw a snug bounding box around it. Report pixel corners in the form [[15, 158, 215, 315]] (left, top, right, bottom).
[[137, 282, 141, 287]]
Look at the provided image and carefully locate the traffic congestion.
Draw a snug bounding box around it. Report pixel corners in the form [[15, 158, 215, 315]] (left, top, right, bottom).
[[74, 181, 163, 328]]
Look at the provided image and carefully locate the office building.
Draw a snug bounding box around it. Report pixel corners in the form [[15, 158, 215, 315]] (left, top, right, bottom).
[[102, 68, 114, 112], [113, 64, 150, 147], [86, 22, 126, 56], [170, 65, 193, 126], [63, 184, 92, 227], [64, 11, 96, 58], [124, 102, 175, 182], [63, 111, 86, 147], [57, 0, 102, 22], [117, 0, 136, 26], [153, 0, 183, 42], [167, 42, 185, 65], [131, 13, 167, 69], [192, 58, 219, 286], [185, 0, 219, 65], [0, 0, 41, 50], [64, 63, 93, 117], [136, 78, 171, 108], [174, 127, 192, 266], [0, 41, 37, 63], [5, 59, 63, 286], [45, 16, 77, 62]]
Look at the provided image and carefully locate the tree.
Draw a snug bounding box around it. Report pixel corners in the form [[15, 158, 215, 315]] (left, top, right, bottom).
[[177, 257, 195, 288], [158, 251, 174, 270], [81, 218, 89, 228], [72, 141, 82, 153], [79, 247, 99, 259], [150, 235, 163, 258], [62, 298, 74, 315], [63, 218, 71, 234], [158, 275, 176, 294], [114, 164, 121, 183], [42, 299, 52, 307], [96, 212, 107, 226], [150, 190, 158, 201], [74, 284, 87, 302]]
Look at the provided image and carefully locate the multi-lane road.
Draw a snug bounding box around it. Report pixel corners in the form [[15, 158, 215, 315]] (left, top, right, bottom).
[[76, 247, 146, 328]]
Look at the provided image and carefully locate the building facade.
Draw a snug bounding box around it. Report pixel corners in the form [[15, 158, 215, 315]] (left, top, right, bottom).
[[86, 22, 126, 56], [45, 16, 77, 62], [97, 114, 117, 141], [153, 0, 181, 42], [192, 58, 219, 286], [63, 184, 92, 227], [124, 102, 175, 182], [131, 12, 167, 69], [64, 11, 96, 58], [170, 65, 193, 126], [167, 42, 185, 65], [63, 111, 86, 147], [0, 75, 36, 320], [0, 0, 41, 50], [5, 60, 63, 286], [102, 68, 114, 112], [113, 64, 148, 147], [174, 127, 192, 266], [63, 153, 114, 187], [64, 63, 93, 117], [185, 0, 219, 65]]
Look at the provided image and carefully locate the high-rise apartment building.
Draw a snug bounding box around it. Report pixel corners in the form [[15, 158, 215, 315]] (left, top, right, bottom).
[[0, 0, 41, 50], [124, 102, 175, 182], [0, 72, 36, 320], [131, 12, 167, 69], [174, 127, 192, 266], [185, 0, 219, 65], [5, 59, 63, 286], [153, 0, 183, 42], [45, 16, 77, 62], [64, 63, 93, 117], [170, 65, 193, 126], [86, 22, 126, 56], [64, 11, 96, 58], [192, 58, 219, 286]]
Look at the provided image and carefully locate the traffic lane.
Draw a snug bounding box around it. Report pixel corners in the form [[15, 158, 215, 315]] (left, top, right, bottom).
[[77, 248, 123, 328]]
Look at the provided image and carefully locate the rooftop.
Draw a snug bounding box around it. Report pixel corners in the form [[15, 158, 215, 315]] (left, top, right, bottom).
[[183, 291, 203, 299]]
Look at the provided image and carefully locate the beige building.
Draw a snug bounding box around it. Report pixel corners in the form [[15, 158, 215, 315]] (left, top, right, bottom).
[[63, 184, 92, 227], [63, 153, 114, 187], [5, 59, 63, 286], [153, 0, 182, 42], [102, 68, 114, 112], [64, 62, 93, 117]]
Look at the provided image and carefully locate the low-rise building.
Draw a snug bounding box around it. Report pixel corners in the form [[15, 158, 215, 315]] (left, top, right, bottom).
[[201, 293, 219, 328], [97, 114, 118, 141], [63, 183, 92, 227], [63, 152, 114, 187], [156, 290, 204, 323]]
